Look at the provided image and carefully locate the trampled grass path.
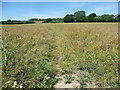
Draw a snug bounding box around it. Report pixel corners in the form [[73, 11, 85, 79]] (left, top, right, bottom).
[[48, 24, 98, 88]]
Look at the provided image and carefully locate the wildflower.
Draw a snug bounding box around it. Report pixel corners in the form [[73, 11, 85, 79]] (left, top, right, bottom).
[[20, 84, 23, 88], [5, 81, 10, 84], [14, 81, 17, 86], [12, 85, 15, 88]]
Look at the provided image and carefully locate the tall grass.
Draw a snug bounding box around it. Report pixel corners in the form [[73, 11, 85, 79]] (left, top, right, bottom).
[[55, 24, 118, 87], [2, 23, 119, 88], [2, 24, 59, 88]]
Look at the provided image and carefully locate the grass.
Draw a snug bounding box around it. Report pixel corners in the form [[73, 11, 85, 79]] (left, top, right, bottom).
[[1, 23, 119, 88], [64, 75, 74, 84]]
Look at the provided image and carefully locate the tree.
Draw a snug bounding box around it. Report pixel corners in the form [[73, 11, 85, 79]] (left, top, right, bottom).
[[101, 14, 113, 22], [88, 13, 97, 17], [74, 11, 86, 22], [63, 14, 74, 22], [7, 19, 12, 22], [94, 16, 102, 22], [118, 14, 120, 18], [45, 18, 52, 23], [75, 17, 86, 22], [29, 18, 39, 21], [86, 13, 97, 22], [39, 19, 45, 21]]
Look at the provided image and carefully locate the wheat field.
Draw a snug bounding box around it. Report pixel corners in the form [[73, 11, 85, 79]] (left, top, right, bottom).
[[2, 23, 119, 88]]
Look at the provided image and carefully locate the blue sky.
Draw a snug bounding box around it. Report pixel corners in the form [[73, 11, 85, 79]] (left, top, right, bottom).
[[2, 2, 118, 20]]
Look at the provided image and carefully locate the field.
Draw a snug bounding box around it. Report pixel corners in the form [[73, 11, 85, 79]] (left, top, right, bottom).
[[1, 23, 119, 88]]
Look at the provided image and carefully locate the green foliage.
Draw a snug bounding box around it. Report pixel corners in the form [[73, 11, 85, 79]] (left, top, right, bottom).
[[29, 18, 39, 21], [44, 18, 52, 23], [52, 19, 63, 23], [74, 11, 86, 18], [63, 14, 74, 22], [24, 21, 35, 24], [61, 70, 72, 75], [7, 19, 12, 22], [2, 26, 58, 88], [2, 23, 119, 88], [64, 75, 74, 84], [2, 11, 119, 24], [39, 19, 45, 21], [77, 76, 87, 88], [63, 11, 118, 22], [75, 17, 86, 22], [55, 24, 118, 88], [88, 13, 97, 18], [1, 21, 35, 24], [74, 11, 86, 22], [101, 14, 114, 22]]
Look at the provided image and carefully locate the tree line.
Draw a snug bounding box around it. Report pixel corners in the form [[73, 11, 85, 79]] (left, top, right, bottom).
[[1, 10, 120, 24], [29, 11, 120, 23], [29, 18, 63, 23], [0, 20, 35, 24], [63, 11, 120, 22]]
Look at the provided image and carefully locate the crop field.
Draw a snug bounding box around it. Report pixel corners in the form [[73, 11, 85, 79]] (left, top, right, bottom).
[[1, 23, 119, 88]]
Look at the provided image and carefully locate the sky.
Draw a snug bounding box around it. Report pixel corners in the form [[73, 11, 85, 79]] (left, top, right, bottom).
[[2, 2, 118, 21], [1, 0, 119, 2]]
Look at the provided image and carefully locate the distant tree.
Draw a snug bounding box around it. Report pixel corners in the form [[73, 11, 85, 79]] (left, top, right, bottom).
[[39, 19, 45, 21], [94, 16, 102, 22], [74, 11, 86, 17], [74, 11, 86, 22], [63, 14, 74, 22], [45, 18, 52, 23], [117, 14, 120, 22], [101, 14, 114, 21], [93, 15, 117, 22], [75, 17, 86, 22], [29, 18, 39, 21], [25, 21, 35, 24], [86, 13, 97, 22], [88, 13, 97, 17], [11, 20, 18, 22], [101, 14, 113, 18], [118, 14, 120, 18], [7, 19, 12, 22]]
